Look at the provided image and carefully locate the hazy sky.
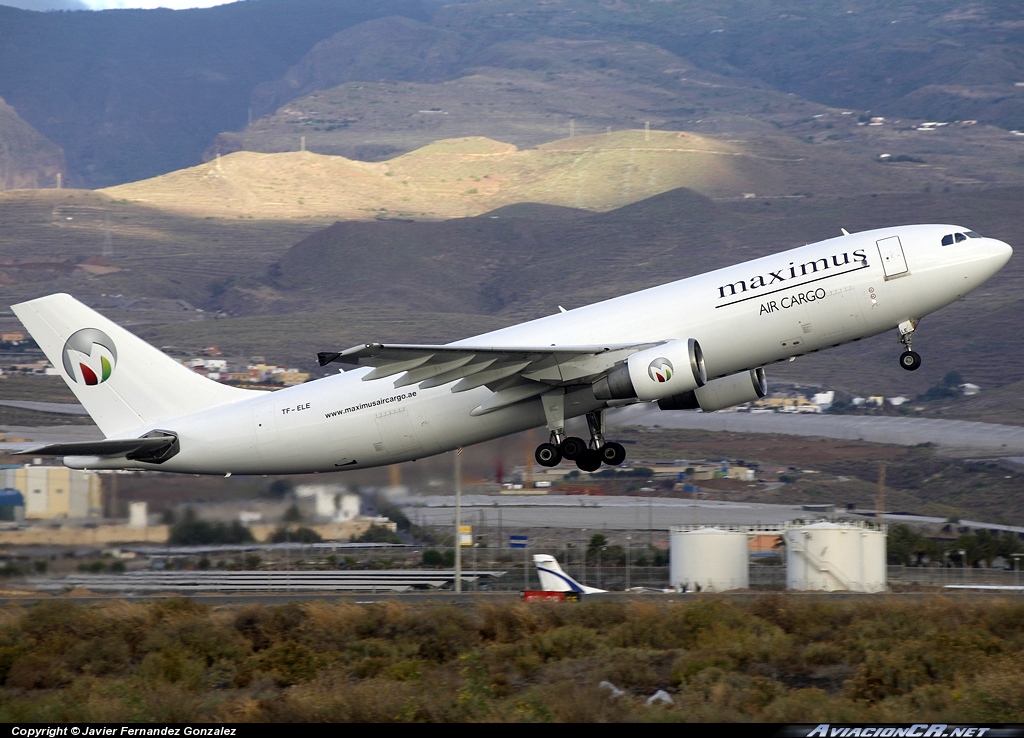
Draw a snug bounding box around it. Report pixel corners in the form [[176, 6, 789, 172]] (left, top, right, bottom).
[[2, 0, 237, 10]]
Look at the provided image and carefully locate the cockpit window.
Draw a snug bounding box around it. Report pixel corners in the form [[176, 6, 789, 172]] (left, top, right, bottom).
[[941, 231, 981, 246]]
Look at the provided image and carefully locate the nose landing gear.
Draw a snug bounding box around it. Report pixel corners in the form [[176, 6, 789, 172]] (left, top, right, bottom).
[[898, 319, 921, 371], [899, 350, 922, 371]]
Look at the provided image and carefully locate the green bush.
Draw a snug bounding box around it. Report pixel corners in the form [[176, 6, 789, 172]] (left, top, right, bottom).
[[169, 509, 254, 545], [268, 525, 322, 543]]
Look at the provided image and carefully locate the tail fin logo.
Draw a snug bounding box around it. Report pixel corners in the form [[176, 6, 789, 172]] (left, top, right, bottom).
[[648, 358, 673, 383], [62, 328, 117, 386]]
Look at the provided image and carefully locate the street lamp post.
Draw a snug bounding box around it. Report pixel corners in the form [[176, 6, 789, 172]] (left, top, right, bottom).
[[626, 536, 632, 591], [581, 529, 587, 584]]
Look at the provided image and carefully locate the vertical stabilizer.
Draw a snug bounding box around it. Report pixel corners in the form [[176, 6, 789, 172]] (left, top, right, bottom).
[[533, 553, 606, 594], [12, 293, 261, 437]]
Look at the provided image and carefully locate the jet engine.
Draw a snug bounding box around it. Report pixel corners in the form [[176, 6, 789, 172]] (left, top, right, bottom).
[[658, 368, 767, 412], [594, 338, 706, 402]]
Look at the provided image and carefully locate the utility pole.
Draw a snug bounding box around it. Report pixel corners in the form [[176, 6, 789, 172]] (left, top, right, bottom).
[[645, 121, 651, 141], [626, 535, 631, 590], [103, 213, 113, 258], [454, 449, 462, 593], [525, 429, 534, 489], [569, 119, 575, 138], [877, 462, 886, 523]]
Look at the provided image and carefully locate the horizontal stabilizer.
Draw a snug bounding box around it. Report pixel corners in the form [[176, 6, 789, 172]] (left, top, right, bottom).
[[17, 434, 178, 462]]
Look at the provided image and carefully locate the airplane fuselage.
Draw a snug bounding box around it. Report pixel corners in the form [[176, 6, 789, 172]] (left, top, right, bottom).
[[58, 224, 1011, 475]]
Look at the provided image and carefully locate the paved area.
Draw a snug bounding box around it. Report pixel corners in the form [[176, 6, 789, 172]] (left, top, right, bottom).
[[0, 423, 102, 453], [610, 404, 1024, 456], [400, 494, 825, 530], [0, 400, 88, 415]]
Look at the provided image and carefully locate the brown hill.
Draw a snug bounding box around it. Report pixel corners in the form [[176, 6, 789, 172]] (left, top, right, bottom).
[[105, 130, 931, 220], [249, 16, 467, 118], [0, 97, 64, 191]]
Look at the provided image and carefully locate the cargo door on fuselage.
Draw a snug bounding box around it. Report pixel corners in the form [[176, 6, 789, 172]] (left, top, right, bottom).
[[818, 284, 868, 341], [877, 236, 909, 279], [375, 407, 422, 455]]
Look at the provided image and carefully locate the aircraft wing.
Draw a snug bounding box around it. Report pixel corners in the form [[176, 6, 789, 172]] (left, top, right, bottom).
[[318, 341, 660, 415]]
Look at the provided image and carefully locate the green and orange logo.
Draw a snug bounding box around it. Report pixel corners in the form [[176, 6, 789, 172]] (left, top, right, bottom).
[[62, 328, 117, 385]]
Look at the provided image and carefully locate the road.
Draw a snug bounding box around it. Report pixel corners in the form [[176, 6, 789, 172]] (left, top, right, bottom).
[[400, 494, 824, 530], [610, 405, 1024, 456]]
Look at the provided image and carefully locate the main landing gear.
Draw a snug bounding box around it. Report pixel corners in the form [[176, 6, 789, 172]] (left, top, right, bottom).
[[533, 403, 627, 471], [897, 319, 922, 371]]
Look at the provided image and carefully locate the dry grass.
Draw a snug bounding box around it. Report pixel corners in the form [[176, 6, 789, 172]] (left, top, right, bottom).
[[102, 131, 757, 219], [1, 596, 1024, 722]]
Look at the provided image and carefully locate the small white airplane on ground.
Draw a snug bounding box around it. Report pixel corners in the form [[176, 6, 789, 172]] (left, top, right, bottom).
[[533, 554, 607, 594], [12, 224, 1011, 475]]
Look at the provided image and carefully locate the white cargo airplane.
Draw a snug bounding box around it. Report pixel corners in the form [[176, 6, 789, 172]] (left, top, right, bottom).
[[11, 224, 1011, 475]]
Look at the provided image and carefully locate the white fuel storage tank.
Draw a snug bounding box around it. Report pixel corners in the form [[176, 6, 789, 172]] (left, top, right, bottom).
[[784, 521, 886, 592], [670, 526, 749, 592]]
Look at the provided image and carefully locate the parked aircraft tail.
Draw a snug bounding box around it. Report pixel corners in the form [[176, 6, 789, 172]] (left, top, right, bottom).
[[533, 553, 607, 594], [12, 293, 260, 437]]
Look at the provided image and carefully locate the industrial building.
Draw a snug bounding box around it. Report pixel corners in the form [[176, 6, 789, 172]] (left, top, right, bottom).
[[0, 464, 103, 520]]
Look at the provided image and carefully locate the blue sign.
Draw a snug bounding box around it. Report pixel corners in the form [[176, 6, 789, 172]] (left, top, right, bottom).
[[509, 535, 528, 549]]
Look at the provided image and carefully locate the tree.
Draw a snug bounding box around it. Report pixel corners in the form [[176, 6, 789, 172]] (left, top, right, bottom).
[[587, 533, 608, 557], [353, 525, 401, 544], [422, 549, 454, 567], [267, 479, 293, 499], [268, 526, 322, 544], [887, 524, 929, 566], [169, 508, 254, 545]]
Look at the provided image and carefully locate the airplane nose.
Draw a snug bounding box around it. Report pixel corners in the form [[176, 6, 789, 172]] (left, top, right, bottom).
[[987, 238, 1013, 269], [974, 238, 1013, 281]]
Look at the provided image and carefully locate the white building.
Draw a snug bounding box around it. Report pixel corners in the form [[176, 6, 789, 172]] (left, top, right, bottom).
[[294, 484, 360, 522]]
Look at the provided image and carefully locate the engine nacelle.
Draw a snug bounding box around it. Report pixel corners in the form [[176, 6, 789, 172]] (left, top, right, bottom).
[[594, 338, 706, 402], [658, 367, 767, 412]]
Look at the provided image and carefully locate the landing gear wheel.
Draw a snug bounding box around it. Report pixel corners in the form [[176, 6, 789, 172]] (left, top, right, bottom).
[[600, 442, 627, 466], [899, 350, 921, 371], [575, 449, 602, 472], [560, 436, 588, 461], [535, 443, 562, 467]]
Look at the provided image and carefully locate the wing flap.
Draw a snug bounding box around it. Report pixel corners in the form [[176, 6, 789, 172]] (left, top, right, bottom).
[[451, 361, 533, 392], [319, 342, 661, 392], [469, 384, 550, 416]]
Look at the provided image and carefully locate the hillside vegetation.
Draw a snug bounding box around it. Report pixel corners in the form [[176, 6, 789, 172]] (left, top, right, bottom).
[[1, 596, 1023, 722], [103, 130, 923, 218]]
